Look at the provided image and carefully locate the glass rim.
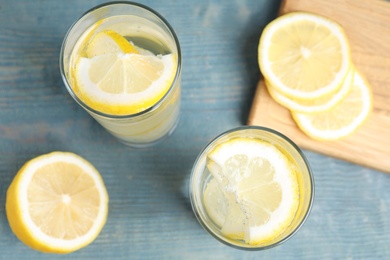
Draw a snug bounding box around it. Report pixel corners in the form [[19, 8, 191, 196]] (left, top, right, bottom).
[[189, 125, 315, 250], [59, 1, 182, 119]]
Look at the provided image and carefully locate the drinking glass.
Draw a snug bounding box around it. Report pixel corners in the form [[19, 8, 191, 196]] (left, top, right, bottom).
[[190, 126, 314, 250], [60, 2, 181, 147]]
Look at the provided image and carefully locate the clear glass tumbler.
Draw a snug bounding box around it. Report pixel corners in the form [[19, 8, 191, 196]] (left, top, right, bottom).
[[60, 2, 181, 147], [190, 126, 314, 250]]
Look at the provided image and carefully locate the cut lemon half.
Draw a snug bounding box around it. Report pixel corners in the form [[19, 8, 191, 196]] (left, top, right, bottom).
[[6, 152, 109, 254], [74, 52, 177, 115], [258, 12, 352, 100], [267, 67, 354, 113], [292, 70, 372, 140], [205, 138, 299, 245], [86, 29, 139, 57]]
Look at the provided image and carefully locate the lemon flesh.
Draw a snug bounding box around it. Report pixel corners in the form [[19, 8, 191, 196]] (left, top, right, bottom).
[[204, 138, 299, 245], [6, 152, 109, 254]]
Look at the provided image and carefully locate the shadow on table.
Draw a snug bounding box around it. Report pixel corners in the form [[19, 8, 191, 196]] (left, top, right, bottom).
[[239, 0, 282, 125]]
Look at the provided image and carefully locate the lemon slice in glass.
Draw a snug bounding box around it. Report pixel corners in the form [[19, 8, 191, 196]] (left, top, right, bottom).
[[73, 30, 177, 115], [86, 29, 139, 57], [204, 138, 299, 245], [258, 12, 352, 100], [6, 152, 109, 254]]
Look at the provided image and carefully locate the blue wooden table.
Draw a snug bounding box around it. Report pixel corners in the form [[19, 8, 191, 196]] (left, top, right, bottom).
[[1, 0, 390, 259]]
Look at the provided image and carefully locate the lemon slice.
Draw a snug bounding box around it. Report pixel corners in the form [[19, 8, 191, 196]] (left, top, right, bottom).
[[204, 179, 229, 228], [86, 29, 139, 57], [6, 152, 109, 254], [267, 67, 354, 113], [292, 70, 372, 140], [73, 29, 177, 115], [74, 51, 177, 115], [205, 138, 299, 245], [204, 178, 247, 239], [258, 12, 352, 100]]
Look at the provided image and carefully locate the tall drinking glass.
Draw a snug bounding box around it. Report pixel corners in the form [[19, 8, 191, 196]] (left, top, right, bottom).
[[190, 126, 314, 250], [60, 2, 181, 147]]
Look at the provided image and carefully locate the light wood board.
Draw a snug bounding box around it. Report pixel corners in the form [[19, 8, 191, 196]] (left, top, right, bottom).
[[248, 0, 390, 173]]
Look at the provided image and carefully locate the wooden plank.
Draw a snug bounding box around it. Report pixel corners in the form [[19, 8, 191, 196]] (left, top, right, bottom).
[[248, 0, 390, 173]]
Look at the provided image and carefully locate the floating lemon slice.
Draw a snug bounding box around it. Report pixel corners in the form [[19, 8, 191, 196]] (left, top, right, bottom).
[[205, 138, 299, 245], [73, 30, 177, 115], [86, 29, 139, 57], [204, 178, 229, 228], [292, 70, 372, 140], [267, 67, 354, 113], [258, 12, 352, 100], [6, 152, 109, 254]]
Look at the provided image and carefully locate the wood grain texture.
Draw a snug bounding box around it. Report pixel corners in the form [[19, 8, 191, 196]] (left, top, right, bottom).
[[2, 0, 390, 259], [248, 0, 390, 173]]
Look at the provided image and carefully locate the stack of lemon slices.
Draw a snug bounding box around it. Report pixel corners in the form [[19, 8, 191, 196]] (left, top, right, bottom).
[[258, 12, 372, 141]]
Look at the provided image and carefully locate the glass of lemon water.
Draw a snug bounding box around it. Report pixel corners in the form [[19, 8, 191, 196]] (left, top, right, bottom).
[[190, 126, 314, 250], [60, 2, 181, 147]]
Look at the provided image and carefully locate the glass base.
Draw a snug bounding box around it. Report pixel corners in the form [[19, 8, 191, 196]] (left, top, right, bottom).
[[114, 114, 180, 148]]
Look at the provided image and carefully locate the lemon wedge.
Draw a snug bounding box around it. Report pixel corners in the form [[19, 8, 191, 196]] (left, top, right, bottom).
[[258, 12, 352, 100], [73, 30, 177, 115], [204, 138, 299, 245], [292, 69, 372, 140], [86, 29, 139, 57], [6, 152, 109, 254]]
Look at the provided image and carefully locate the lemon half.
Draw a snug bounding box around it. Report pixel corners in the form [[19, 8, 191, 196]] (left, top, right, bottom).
[[6, 152, 109, 254]]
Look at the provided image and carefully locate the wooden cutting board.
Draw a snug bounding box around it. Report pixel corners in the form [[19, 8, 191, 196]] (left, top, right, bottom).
[[248, 0, 390, 173]]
